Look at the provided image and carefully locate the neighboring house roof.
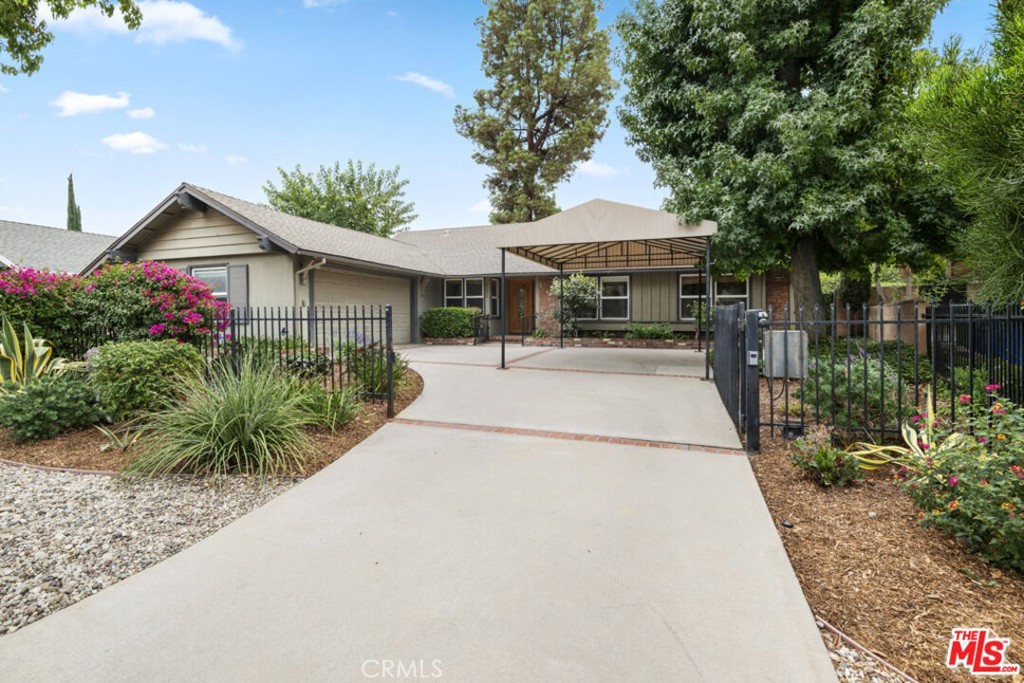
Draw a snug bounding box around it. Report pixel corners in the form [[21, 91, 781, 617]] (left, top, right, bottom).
[[0, 219, 115, 273]]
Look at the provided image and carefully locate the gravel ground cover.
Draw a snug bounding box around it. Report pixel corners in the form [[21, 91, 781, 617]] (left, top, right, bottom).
[[0, 465, 295, 636]]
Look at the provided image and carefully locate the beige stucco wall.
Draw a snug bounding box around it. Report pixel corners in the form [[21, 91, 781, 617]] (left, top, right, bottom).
[[140, 253, 298, 309]]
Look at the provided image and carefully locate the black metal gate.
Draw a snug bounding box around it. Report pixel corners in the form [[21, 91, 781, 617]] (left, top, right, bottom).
[[713, 304, 745, 429]]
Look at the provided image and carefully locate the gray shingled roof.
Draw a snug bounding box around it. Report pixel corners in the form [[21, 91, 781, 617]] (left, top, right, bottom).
[[188, 185, 440, 275], [395, 223, 553, 276], [0, 219, 115, 273]]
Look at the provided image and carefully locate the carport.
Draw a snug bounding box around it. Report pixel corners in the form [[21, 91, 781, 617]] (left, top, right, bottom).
[[496, 208, 718, 376]]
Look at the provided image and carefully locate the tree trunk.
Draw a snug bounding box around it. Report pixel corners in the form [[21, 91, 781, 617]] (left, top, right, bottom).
[[789, 236, 824, 315]]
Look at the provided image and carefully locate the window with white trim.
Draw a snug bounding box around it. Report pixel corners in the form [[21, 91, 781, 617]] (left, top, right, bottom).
[[489, 278, 500, 316], [444, 279, 463, 307], [464, 278, 484, 312], [679, 275, 705, 320], [599, 276, 630, 320], [716, 279, 748, 307], [191, 266, 228, 301]]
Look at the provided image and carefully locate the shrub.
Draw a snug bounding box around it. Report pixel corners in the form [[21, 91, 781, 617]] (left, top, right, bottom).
[[790, 425, 863, 487], [125, 355, 315, 478], [798, 356, 910, 433], [420, 307, 479, 338], [898, 388, 1024, 571], [549, 274, 599, 336], [0, 373, 100, 442], [302, 384, 362, 431], [283, 353, 332, 379], [625, 322, 675, 340], [79, 261, 230, 345], [90, 341, 204, 421], [344, 343, 408, 395], [0, 269, 82, 355]]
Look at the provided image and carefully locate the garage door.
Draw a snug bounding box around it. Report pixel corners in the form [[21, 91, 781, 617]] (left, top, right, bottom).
[[314, 269, 412, 344]]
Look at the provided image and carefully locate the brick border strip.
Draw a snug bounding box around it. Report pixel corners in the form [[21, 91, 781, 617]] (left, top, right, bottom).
[[391, 418, 745, 455]]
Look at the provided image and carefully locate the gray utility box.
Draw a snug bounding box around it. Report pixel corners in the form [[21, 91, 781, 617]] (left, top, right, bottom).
[[763, 330, 809, 379]]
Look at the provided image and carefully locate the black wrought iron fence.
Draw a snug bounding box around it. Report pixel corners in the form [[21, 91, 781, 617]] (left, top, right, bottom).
[[755, 303, 1023, 447]]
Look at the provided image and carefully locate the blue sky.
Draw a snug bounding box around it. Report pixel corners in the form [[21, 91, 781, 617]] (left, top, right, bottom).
[[0, 0, 996, 236]]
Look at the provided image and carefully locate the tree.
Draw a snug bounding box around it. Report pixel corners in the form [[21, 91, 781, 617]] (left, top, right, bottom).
[[1, 1, 142, 76], [66, 173, 81, 232], [549, 273, 599, 336], [911, 1, 1024, 303], [262, 161, 417, 238], [617, 0, 948, 312], [454, 0, 616, 224]]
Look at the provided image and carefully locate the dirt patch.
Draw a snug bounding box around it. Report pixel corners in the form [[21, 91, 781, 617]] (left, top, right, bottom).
[[0, 370, 424, 478], [750, 436, 1024, 682]]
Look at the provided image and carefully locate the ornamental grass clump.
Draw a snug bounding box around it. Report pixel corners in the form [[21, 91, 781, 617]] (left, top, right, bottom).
[[125, 355, 315, 479], [897, 386, 1024, 571]]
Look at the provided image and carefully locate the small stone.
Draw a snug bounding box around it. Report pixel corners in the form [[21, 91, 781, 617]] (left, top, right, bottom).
[[781, 520, 795, 528], [867, 511, 877, 519]]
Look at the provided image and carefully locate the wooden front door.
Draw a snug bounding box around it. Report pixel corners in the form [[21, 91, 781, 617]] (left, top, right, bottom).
[[507, 279, 535, 334]]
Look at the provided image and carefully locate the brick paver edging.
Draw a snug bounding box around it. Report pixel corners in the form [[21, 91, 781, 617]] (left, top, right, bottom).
[[391, 418, 745, 456]]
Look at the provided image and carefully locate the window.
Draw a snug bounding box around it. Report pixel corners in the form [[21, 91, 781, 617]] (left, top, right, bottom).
[[489, 278, 500, 316], [679, 275, 705, 320], [444, 279, 463, 307], [465, 278, 484, 312], [191, 266, 228, 300], [716, 279, 748, 307], [599, 276, 630, 320]]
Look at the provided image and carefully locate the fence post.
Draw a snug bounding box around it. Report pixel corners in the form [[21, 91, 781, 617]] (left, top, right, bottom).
[[745, 309, 761, 453], [385, 304, 395, 418], [229, 308, 238, 373]]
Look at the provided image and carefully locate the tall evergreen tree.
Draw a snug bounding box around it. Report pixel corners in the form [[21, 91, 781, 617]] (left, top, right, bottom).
[[617, 0, 950, 311], [454, 0, 617, 224], [66, 173, 81, 232]]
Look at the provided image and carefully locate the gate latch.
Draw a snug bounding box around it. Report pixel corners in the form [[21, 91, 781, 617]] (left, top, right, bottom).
[[747, 350, 759, 367]]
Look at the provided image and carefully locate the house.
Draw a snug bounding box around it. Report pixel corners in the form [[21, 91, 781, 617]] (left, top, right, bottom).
[[85, 183, 791, 344], [0, 219, 115, 273]]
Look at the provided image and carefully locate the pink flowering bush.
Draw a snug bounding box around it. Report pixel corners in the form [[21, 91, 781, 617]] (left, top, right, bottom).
[[0, 268, 82, 353], [0, 262, 229, 354], [79, 262, 230, 345]]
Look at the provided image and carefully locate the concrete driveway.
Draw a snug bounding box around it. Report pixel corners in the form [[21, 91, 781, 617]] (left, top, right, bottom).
[[0, 346, 836, 682]]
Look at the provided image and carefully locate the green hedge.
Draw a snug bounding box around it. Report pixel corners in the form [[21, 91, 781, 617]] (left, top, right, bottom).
[[420, 307, 480, 338], [90, 340, 204, 421], [0, 373, 100, 442]]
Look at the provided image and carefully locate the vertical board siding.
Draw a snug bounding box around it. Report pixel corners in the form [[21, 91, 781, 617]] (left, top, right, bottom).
[[632, 271, 676, 321]]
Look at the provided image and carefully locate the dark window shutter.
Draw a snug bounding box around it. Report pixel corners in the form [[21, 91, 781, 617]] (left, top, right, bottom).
[[228, 264, 248, 310]]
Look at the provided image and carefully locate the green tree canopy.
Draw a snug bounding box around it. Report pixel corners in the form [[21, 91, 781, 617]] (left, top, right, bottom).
[[617, 0, 952, 312], [454, 0, 617, 224], [1, 1, 142, 76], [66, 173, 81, 232], [911, 0, 1024, 303], [262, 161, 417, 238]]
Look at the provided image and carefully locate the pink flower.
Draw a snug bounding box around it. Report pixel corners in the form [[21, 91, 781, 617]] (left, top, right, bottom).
[[978, 437, 988, 444], [986, 383, 1001, 393], [959, 394, 972, 404], [148, 323, 166, 336], [949, 476, 959, 486]]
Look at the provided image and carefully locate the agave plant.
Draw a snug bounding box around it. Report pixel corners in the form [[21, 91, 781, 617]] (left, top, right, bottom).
[[847, 389, 963, 470], [0, 316, 73, 389]]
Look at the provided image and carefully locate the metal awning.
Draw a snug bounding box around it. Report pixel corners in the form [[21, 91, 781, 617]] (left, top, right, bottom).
[[496, 200, 717, 377]]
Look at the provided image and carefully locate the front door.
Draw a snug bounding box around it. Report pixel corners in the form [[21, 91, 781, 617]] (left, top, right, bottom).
[[506, 279, 535, 334]]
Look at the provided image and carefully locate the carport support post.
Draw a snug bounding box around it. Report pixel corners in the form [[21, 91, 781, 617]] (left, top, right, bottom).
[[704, 237, 712, 381], [500, 248, 507, 369], [558, 263, 564, 349]]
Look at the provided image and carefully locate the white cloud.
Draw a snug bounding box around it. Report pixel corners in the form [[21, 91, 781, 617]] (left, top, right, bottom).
[[178, 143, 207, 153], [303, 0, 345, 7], [395, 72, 454, 98], [387, 10, 399, 18], [101, 131, 168, 154], [52, 91, 130, 117], [127, 106, 155, 119], [47, 1, 239, 50], [578, 159, 623, 178], [226, 155, 249, 165], [469, 199, 492, 214], [0, 84, 8, 94]]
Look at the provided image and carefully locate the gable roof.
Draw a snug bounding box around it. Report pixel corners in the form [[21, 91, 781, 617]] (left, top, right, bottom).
[[394, 223, 552, 276], [0, 219, 115, 273]]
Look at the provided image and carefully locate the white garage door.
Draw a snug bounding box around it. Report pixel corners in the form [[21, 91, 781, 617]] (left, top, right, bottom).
[[314, 269, 412, 344]]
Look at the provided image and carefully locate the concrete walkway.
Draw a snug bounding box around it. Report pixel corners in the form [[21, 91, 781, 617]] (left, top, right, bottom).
[[0, 346, 836, 682]]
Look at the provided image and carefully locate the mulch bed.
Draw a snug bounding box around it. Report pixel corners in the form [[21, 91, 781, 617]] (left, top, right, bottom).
[[750, 436, 1024, 683], [0, 369, 424, 479]]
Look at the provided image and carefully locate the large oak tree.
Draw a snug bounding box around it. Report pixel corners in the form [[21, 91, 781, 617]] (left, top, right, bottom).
[[454, 0, 617, 224], [618, 0, 949, 311]]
